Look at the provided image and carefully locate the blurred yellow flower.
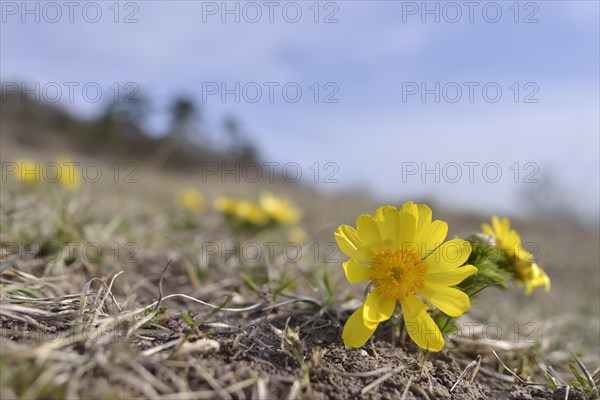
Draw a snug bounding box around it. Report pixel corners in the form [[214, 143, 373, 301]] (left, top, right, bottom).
[[14, 160, 40, 184], [177, 188, 205, 213], [482, 216, 550, 294], [56, 158, 81, 190], [216, 193, 302, 229], [287, 226, 307, 244], [235, 200, 269, 226], [482, 216, 531, 261], [259, 192, 301, 225], [214, 196, 238, 215], [215, 196, 268, 227], [335, 202, 477, 351], [515, 261, 551, 295]]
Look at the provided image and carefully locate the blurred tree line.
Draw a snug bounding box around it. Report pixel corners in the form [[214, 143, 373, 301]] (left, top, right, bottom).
[[0, 83, 258, 170]]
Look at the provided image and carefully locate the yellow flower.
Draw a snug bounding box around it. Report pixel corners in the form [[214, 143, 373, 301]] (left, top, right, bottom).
[[215, 196, 269, 227], [482, 216, 550, 294], [14, 160, 41, 184], [216, 193, 300, 228], [177, 188, 205, 213], [259, 192, 301, 225], [214, 196, 238, 215], [335, 202, 477, 351], [482, 216, 532, 261], [515, 261, 551, 295], [235, 200, 269, 226], [56, 158, 80, 190]]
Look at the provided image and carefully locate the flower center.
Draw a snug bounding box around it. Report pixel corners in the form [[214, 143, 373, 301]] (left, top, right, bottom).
[[371, 249, 426, 301]]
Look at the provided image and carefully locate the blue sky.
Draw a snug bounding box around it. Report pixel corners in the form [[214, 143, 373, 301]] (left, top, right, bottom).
[[2, 1, 599, 219]]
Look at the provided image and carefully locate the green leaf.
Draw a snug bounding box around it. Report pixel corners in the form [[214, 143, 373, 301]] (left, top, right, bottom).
[[240, 273, 260, 294], [181, 313, 196, 328], [569, 351, 598, 394]]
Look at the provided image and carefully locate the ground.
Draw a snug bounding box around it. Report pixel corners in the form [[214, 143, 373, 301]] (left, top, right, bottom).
[[0, 150, 599, 399]]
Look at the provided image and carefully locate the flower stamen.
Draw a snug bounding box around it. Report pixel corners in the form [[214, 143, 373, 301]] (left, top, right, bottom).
[[371, 249, 425, 301]]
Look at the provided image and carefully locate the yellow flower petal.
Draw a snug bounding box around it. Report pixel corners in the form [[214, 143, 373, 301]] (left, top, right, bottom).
[[342, 305, 378, 347], [375, 206, 400, 248], [424, 239, 471, 271], [397, 211, 417, 248], [420, 285, 471, 317], [492, 216, 507, 238], [484, 216, 534, 262], [401, 296, 444, 351], [415, 203, 433, 228], [425, 265, 478, 286], [398, 202, 447, 257], [515, 246, 531, 263], [541, 269, 551, 292], [481, 222, 494, 237], [335, 225, 375, 265], [401, 294, 429, 317], [363, 291, 396, 323], [356, 214, 381, 244], [399, 201, 419, 223], [342, 259, 373, 284], [415, 220, 448, 258], [365, 239, 390, 255], [518, 262, 551, 295]]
